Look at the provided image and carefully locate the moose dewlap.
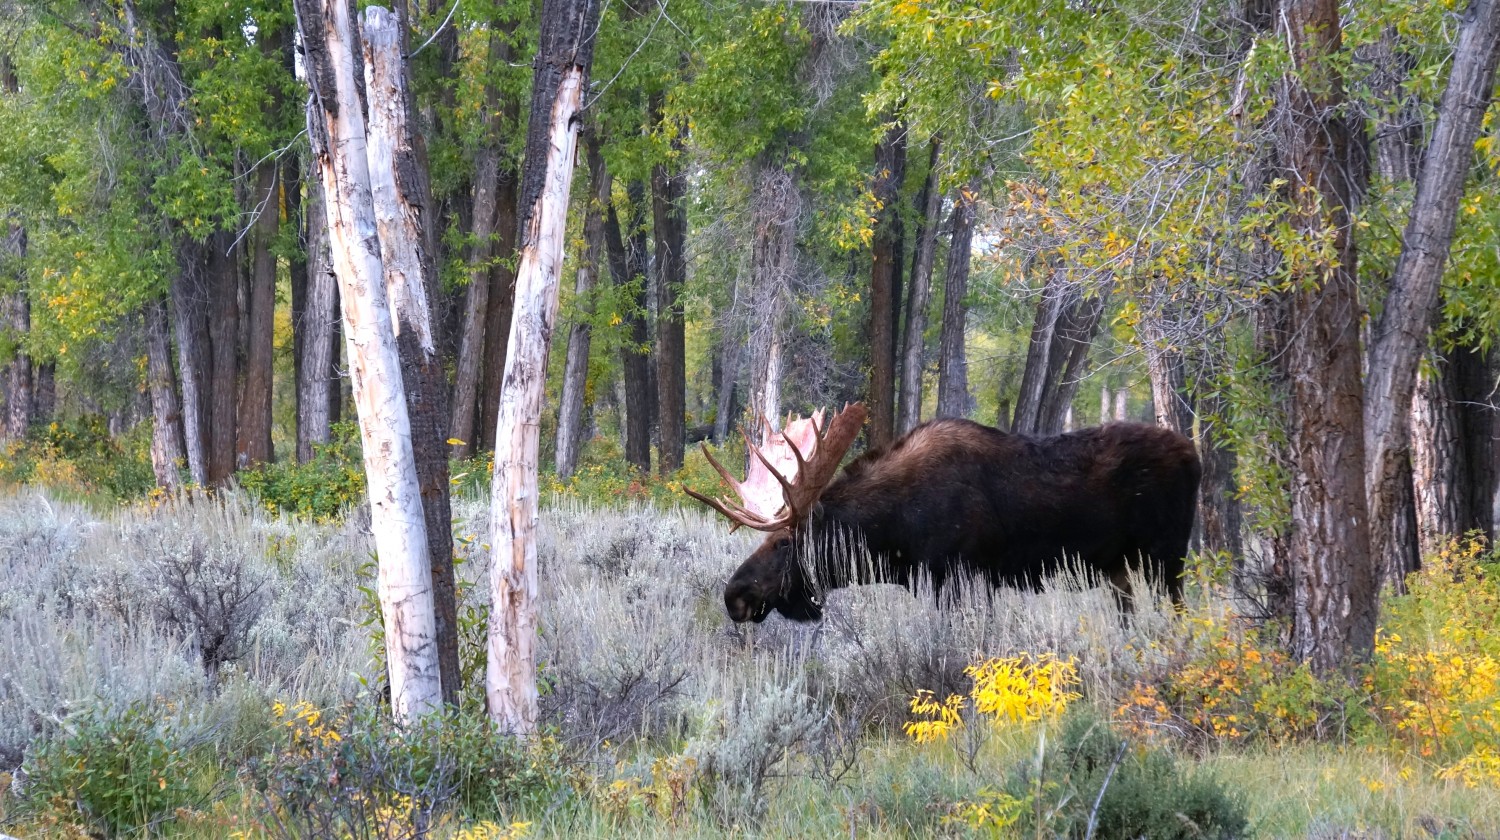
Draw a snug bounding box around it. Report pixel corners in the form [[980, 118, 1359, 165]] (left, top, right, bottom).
[[686, 403, 1201, 623]]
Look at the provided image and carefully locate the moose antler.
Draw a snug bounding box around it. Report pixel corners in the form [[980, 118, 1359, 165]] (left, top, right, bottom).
[[685, 403, 868, 532]]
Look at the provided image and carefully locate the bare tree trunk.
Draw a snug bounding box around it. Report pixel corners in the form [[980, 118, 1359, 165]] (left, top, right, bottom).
[[1198, 387, 1244, 559], [867, 121, 906, 448], [747, 163, 799, 440], [206, 232, 239, 485], [144, 298, 186, 489], [238, 163, 278, 468], [363, 6, 459, 706], [297, 173, 339, 463], [714, 337, 742, 443], [652, 101, 688, 474], [603, 192, 652, 471], [936, 183, 975, 419], [899, 137, 942, 435], [1452, 342, 1499, 539], [1365, 0, 1500, 588], [1144, 316, 1194, 437], [3, 221, 31, 442], [478, 126, 522, 453], [1274, 0, 1376, 672], [487, 0, 599, 736], [171, 242, 210, 485], [296, 0, 442, 722], [1411, 359, 1463, 560], [556, 138, 609, 478], [449, 28, 512, 460], [1036, 291, 1106, 434]]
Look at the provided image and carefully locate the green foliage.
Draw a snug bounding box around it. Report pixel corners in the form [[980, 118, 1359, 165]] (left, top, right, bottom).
[[20, 702, 198, 837], [0, 416, 155, 502], [250, 701, 571, 836], [1009, 712, 1249, 840], [238, 422, 366, 520]]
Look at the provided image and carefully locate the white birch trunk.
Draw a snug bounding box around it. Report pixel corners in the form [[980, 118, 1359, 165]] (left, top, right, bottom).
[[298, 0, 441, 722], [487, 66, 586, 735], [361, 7, 434, 355]]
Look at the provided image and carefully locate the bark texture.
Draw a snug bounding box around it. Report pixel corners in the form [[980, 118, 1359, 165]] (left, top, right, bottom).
[[867, 122, 906, 448], [652, 101, 688, 474], [487, 0, 599, 736], [936, 183, 976, 419], [238, 162, 278, 468], [1364, 0, 1500, 587], [296, 164, 341, 463], [898, 137, 942, 435], [297, 0, 442, 721], [363, 6, 459, 706], [145, 298, 186, 489], [206, 232, 239, 485], [1274, 0, 1376, 671], [2, 220, 32, 442]]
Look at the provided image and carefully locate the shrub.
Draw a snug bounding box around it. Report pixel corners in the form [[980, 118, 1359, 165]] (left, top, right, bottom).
[[1011, 712, 1249, 840], [0, 416, 155, 502], [250, 701, 570, 838], [238, 422, 366, 520], [1366, 534, 1500, 786], [905, 653, 1082, 744], [19, 702, 198, 837], [1114, 611, 1361, 746]]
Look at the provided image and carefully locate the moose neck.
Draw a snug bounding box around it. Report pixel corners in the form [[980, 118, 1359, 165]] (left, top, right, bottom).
[[800, 501, 896, 594]]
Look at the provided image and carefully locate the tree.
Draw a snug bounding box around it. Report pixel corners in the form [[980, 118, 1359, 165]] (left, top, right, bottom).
[[1271, 0, 1376, 671], [652, 97, 688, 474], [296, 0, 442, 721], [936, 183, 976, 419], [1363, 0, 1500, 585], [867, 120, 906, 447], [487, 0, 600, 735], [362, 5, 460, 707], [898, 136, 941, 435], [556, 137, 609, 478]]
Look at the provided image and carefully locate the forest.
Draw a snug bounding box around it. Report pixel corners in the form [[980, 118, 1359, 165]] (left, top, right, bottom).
[[1, 0, 1500, 836]]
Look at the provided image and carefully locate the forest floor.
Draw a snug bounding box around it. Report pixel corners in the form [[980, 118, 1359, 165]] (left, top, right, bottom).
[[0, 489, 1495, 838]]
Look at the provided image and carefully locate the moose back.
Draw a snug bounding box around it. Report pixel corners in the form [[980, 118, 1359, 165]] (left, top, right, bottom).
[[686, 404, 1201, 623]]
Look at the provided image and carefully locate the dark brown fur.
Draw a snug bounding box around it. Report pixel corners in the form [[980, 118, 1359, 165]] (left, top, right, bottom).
[[722, 420, 1201, 623]]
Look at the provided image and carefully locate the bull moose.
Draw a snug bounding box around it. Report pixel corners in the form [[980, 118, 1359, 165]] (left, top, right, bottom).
[[685, 403, 1200, 623]]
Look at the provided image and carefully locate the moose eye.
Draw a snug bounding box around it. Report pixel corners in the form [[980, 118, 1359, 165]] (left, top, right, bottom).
[[774, 536, 792, 551]]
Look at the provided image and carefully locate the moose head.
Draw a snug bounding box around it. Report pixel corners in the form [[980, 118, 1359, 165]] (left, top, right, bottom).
[[685, 403, 867, 623]]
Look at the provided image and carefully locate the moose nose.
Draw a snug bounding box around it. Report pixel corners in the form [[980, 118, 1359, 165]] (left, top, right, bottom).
[[725, 592, 753, 623]]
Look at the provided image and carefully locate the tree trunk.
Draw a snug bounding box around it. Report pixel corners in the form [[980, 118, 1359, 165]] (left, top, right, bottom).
[[1364, 0, 1500, 589], [1411, 359, 1463, 561], [1274, 0, 1376, 672], [296, 0, 442, 722], [603, 192, 652, 471], [714, 337, 743, 443], [449, 27, 513, 459], [867, 121, 906, 448], [478, 97, 523, 454], [899, 137, 942, 436], [557, 138, 609, 478], [936, 182, 975, 419], [1452, 342, 1499, 539], [487, 0, 599, 736], [297, 171, 340, 463], [206, 231, 239, 485], [171, 242, 210, 485], [745, 161, 799, 441], [363, 6, 459, 707], [238, 163, 278, 468], [652, 101, 688, 474], [1144, 316, 1194, 437], [144, 298, 186, 489], [1197, 387, 1244, 560], [1036, 290, 1106, 434], [3, 221, 31, 442]]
